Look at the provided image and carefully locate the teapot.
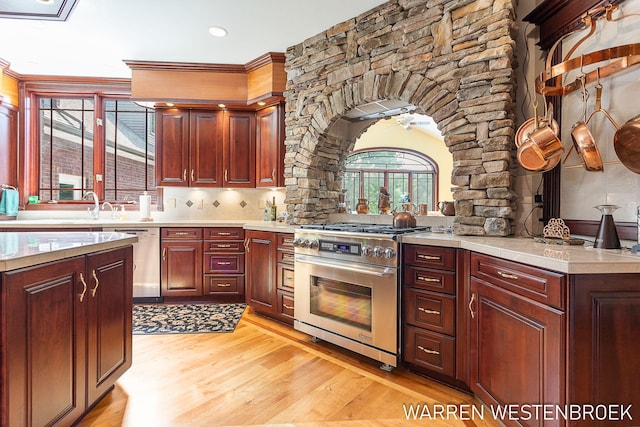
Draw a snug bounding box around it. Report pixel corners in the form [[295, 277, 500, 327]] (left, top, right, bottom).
[[391, 209, 417, 228], [438, 201, 456, 216]]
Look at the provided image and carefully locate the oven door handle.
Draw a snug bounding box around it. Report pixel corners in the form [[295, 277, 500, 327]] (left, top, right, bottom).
[[295, 255, 395, 277]]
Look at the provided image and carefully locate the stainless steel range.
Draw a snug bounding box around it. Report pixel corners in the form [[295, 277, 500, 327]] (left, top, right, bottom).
[[293, 223, 429, 371]]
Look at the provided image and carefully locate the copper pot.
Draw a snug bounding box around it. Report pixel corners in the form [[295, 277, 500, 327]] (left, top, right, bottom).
[[614, 114, 640, 174], [391, 210, 417, 228], [437, 201, 456, 216]]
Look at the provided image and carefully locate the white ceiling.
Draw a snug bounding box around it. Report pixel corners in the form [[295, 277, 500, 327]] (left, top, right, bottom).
[[0, 0, 387, 78]]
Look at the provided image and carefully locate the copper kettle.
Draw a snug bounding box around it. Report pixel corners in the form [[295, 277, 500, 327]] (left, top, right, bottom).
[[391, 209, 417, 228]]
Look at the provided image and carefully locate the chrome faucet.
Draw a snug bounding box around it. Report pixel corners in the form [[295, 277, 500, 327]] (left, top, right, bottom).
[[102, 201, 116, 219], [84, 191, 100, 220]]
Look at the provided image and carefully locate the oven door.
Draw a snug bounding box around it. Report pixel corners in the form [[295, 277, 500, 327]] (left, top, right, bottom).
[[294, 254, 398, 355]]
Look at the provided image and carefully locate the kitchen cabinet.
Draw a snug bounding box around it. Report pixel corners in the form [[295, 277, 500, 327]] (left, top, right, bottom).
[[203, 227, 245, 298], [256, 104, 284, 187], [0, 101, 18, 193], [469, 252, 565, 427], [161, 227, 245, 301], [1, 245, 133, 427], [223, 111, 256, 187], [402, 245, 459, 384], [245, 230, 294, 324], [160, 227, 203, 297]]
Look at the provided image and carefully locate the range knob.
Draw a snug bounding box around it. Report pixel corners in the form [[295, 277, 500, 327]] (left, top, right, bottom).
[[384, 247, 396, 259], [308, 239, 319, 250], [362, 246, 373, 256], [373, 246, 384, 257], [293, 238, 309, 248]]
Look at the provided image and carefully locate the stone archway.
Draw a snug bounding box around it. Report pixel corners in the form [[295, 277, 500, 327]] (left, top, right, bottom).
[[283, 0, 518, 236]]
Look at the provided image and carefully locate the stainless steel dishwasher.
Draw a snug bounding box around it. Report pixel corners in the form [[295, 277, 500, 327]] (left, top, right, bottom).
[[103, 227, 162, 303]]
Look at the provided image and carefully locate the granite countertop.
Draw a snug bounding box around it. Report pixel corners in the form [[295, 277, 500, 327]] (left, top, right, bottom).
[[0, 231, 138, 272], [402, 232, 640, 274], [0, 219, 298, 233]]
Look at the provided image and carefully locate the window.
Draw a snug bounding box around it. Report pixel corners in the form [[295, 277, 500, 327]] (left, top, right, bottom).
[[342, 149, 437, 214], [37, 96, 156, 203]]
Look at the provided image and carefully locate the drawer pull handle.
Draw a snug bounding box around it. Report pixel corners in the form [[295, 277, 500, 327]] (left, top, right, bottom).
[[417, 254, 440, 260], [417, 345, 440, 355], [174, 232, 189, 236], [91, 269, 100, 298], [217, 262, 232, 265], [162, 247, 166, 261], [217, 232, 231, 236], [183, 169, 187, 181], [469, 293, 476, 319], [217, 284, 231, 287], [418, 307, 440, 315], [217, 244, 232, 248], [191, 169, 195, 182], [79, 273, 88, 303], [283, 255, 295, 262], [417, 276, 440, 283], [283, 304, 294, 310], [497, 271, 519, 280]]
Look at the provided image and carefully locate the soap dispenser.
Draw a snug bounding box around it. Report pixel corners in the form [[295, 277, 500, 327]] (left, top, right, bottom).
[[593, 205, 621, 249]]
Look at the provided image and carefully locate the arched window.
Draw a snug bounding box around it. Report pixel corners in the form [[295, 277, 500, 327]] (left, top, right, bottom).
[[342, 148, 438, 214]]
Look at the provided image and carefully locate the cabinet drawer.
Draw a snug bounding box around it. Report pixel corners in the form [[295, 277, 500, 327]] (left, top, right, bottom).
[[404, 288, 455, 335], [277, 249, 295, 265], [204, 254, 245, 274], [277, 233, 294, 249], [204, 241, 244, 252], [277, 263, 295, 291], [277, 290, 295, 321], [204, 276, 244, 295], [404, 245, 456, 270], [404, 325, 455, 377], [204, 227, 245, 241], [470, 252, 565, 309], [161, 227, 202, 240], [404, 265, 455, 294]]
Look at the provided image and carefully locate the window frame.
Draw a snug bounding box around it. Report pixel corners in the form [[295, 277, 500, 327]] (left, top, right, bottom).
[[343, 147, 439, 214], [19, 78, 160, 210]]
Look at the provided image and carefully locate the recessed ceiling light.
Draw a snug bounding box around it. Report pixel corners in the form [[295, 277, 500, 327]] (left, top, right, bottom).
[[257, 101, 266, 106], [208, 26, 228, 37], [218, 104, 226, 108]]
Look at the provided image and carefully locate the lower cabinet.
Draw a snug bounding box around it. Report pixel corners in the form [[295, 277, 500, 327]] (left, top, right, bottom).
[[245, 230, 294, 325], [161, 228, 203, 297], [1, 245, 133, 427]]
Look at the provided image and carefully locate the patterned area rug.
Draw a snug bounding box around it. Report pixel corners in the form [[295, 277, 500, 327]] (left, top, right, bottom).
[[133, 303, 246, 335]]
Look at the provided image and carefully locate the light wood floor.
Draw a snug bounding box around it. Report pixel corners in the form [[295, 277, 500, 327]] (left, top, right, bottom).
[[77, 309, 501, 427]]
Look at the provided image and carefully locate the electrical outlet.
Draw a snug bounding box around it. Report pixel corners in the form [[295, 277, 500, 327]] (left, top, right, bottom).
[[534, 194, 543, 204], [197, 199, 204, 209], [168, 198, 176, 209]]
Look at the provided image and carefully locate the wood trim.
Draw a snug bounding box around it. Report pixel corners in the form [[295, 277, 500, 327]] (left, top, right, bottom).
[[245, 53, 286, 72], [523, 0, 625, 50], [564, 219, 637, 241], [124, 60, 245, 74]]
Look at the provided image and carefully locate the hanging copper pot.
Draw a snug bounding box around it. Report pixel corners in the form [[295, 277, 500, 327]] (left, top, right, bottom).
[[613, 114, 640, 174]]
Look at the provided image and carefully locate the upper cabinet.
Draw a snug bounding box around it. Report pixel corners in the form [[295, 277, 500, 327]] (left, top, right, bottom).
[[256, 104, 285, 187], [156, 106, 283, 189]]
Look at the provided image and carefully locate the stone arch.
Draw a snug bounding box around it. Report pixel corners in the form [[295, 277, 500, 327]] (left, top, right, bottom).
[[283, 0, 518, 236]]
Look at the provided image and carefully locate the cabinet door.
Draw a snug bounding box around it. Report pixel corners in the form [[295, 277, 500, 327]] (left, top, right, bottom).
[[256, 105, 284, 187], [3, 257, 87, 427], [190, 110, 223, 186], [0, 102, 18, 189], [85, 246, 133, 404], [161, 241, 203, 296], [224, 111, 255, 187], [470, 277, 565, 427], [245, 230, 276, 313], [156, 109, 189, 186]]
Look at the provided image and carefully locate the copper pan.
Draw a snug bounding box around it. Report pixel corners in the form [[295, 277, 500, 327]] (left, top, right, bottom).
[[614, 114, 640, 174]]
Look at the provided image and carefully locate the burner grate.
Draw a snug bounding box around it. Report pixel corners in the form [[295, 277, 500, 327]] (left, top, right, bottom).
[[299, 223, 431, 235]]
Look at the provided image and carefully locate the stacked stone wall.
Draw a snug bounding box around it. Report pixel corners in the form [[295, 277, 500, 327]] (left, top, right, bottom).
[[284, 0, 518, 236]]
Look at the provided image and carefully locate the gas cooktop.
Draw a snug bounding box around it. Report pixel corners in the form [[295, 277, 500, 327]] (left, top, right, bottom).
[[299, 223, 431, 235]]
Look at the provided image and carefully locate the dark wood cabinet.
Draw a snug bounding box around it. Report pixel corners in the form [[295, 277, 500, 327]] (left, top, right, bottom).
[[245, 230, 294, 324], [403, 245, 459, 382], [223, 111, 256, 187], [203, 227, 245, 298], [568, 274, 640, 426], [156, 109, 223, 187], [161, 227, 203, 297], [469, 252, 566, 427], [1, 246, 133, 427], [256, 104, 284, 187], [0, 101, 18, 192]]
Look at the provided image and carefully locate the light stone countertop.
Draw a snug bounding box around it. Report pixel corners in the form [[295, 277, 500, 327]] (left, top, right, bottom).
[[401, 232, 640, 274], [0, 231, 138, 272]]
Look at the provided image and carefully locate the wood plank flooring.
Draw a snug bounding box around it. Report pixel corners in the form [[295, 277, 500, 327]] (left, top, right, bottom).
[[77, 310, 501, 427]]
